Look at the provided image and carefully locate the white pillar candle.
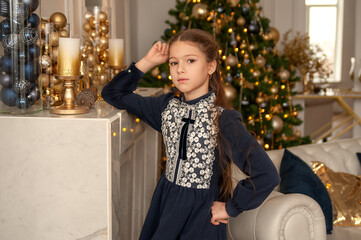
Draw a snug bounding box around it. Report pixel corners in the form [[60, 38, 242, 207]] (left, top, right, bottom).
[[109, 39, 124, 67], [58, 37, 80, 76]]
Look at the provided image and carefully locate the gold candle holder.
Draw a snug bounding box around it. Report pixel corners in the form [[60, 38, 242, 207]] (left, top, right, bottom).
[[50, 75, 89, 114]]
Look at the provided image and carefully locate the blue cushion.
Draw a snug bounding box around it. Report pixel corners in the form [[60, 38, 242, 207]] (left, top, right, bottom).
[[280, 149, 333, 234]]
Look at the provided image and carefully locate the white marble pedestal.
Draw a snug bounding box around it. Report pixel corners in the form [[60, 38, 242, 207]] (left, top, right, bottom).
[[0, 88, 162, 240]]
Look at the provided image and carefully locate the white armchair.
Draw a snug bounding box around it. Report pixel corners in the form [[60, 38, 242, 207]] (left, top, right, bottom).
[[227, 137, 361, 240]]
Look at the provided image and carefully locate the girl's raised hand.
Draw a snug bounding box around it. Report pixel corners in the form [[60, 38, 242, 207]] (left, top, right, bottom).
[[210, 201, 230, 226], [136, 41, 169, 73]]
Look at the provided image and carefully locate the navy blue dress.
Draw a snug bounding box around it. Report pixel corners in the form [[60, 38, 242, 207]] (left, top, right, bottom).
[[102, 63, 280, 240]]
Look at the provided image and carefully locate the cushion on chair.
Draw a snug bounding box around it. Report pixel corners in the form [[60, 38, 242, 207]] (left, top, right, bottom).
[[279, 149, 333, 234], [312, 161, 361, 227]]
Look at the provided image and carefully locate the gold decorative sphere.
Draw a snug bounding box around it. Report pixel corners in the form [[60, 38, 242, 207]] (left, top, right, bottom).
[[255, 55, 266, 67], [41, 55, 52, 69], [255, 96, 265, 105], [151, 67, 160, 77], [236, 34, 241, 42], [50, 75, 61, 85], [263, 33, 271, 41], [49, 12, 67, 30], [226, 54, 238, 67], [59, 29, 70, 38], [236, 16, 246, 26], [98, 36, 109, 48], [97, 11, 108, 23], [99, 50, 109, 63], [269, 27, 280, 43], [191, 3, 209, 19], [51, 46, 58, 63], [272, 115, 284, 134], [293, 128, 302, 138], [87, 54, 96, 68], [99, 72, 109, 85], [252, 69, 261, 78], [223, 82, 237, 102], [83, 22, 92, 32], [279, 69, 291, 81], [50, 31, 59, 47], [88, 16, 96, 28], [41, 73, 50, 87], [100, 24, 109, 35], [270, 85, 278, 95], [41, 43, 52, 55], [227, 0, 240, 7]]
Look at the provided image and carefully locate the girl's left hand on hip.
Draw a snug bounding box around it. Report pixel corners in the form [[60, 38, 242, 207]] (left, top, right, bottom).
[[210, 201, 230, 225]]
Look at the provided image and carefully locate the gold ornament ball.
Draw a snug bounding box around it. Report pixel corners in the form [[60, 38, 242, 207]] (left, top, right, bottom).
[[262, 48, 268, 55], [100, 24, 109, 35], [223, 82, 237, 102], [99, 72, 109, 85], [255, 55, 266, 67], [270, 85, 278, 95], [59, 29, 70, 38], [41, 74, 50, 87], [191, 3, 209, 19], [88, 16, 96, 28], [41, 55, 52, 69], [80, 51, 88, 61], [255, 96, 265, 105], [97, 11, 108, 23], [279, 69, 291, 81], [269, 27, 280, 43], [53, 83, 64, 93], [50, 75, 61, 85], [293, 128, 302, 138], [292, 110, 299, 117], [51, 46, 58, 63], [249, 44, 256, 51], [226, 54, 238, 67], [98, 36, 109, 48], [41, 43, 52, 55], [49, 12, 67, 30], [227, 0, 240, 7], [263, 33, 271, 41], [240, 40, 247, 49], [50, 31, 59, 47], [243, 52, 249, 59], [151, 67, 160, 77], [87, 54, 96, 68], [83, 22, 92, 32], [252, 69, 261, 78], [272, 115, 284, 134], [84, 12, 93, 21], [99, 50, 109, 63], [90, 30, 99, 39], [237, 16, 246, 26], [236, 34, 241, 42]]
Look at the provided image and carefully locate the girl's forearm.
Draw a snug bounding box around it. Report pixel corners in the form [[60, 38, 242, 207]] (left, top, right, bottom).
[[135, 57, 156, 73]]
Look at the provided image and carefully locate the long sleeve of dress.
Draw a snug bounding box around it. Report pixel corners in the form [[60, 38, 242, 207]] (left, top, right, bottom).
[[220, 110, 280, 217], [101, 63, 173, 132]]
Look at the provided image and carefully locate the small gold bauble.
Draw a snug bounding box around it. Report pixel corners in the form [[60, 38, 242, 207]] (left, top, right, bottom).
[[191, 3, 208, 19], [50, 31, 59, 47], [59, 29, 70, 38], [249, 44, 256, 51], [97, 11, 108, 23], [87, 54, 96, 68], [240, 40, 247, 49], [83, 22, 92, 32], [80, 51, 88, 61], [223, 82, 237, 102], [51, 46, 58, 63], [44, 67, 52, 75], [255, 55, 266, 67], [151, 67, 160, 77], [236, 34, 241, 42], [86, 44, 94, 53], [269, 27, 280, 43], [262, 48, 268, 55], [94, 45, 102, 55], [227, 0, 240, 7], [270, 85, 278, 95], [88, 16, 96, 28], [226, 54, 238, 67], [83, 39, 93, 48], [100, 24, 109, 35], [293, 128, 301, 138], [49, 12, 67, 30], [279, 69, 291, 81], [99, 72, 109, 85], [90, 30, 99, 39], [41, 55, 52, 69], [53, 83, 64, 93], [255, 96, 265, 105], [84, 12, 93, 21], [243, 53, 249, 59], [292, 110, 299, 117], [98, 36, 109, 48], [91, 78, 100, 87], [263, 33, 271, 41], [272, 115, 284, 134], [236, 16, 246, 26], [41, 73, 50, 87], [41, 43, 52, 55], [252, 69, 261, 78], [99, 50, 109, 63]]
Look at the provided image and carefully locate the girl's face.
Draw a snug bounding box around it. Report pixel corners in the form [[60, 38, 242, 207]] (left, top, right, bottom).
[[169, 41, 216, 101]]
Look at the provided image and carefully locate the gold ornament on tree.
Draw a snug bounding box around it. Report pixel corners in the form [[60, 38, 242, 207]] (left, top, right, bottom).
[[223, 82, 237, 102], [192, 3, 209, 19], [227, 0, 240, 8], [271, 115, 284, 134]]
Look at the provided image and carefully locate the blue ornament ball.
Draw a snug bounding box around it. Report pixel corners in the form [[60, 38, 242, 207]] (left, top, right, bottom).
[[20, 27, 38, 45], [0, 73, 12, 87], [0, 87, 17, 106], [22, 0, 39, 13], [0, 0, 9, 18], [16, 97, 30, 109], [0, 19, 11, 35], [27, 13, 40, 28], [24, 61, 40, 82], [27, 87, 40, 104], [0, 55, 13, 74], [27, 44, 40, 58]]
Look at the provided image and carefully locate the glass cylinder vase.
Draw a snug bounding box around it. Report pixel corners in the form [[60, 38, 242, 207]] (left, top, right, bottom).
[[81, 0, 111, 98], [0, 0, 42, 114]]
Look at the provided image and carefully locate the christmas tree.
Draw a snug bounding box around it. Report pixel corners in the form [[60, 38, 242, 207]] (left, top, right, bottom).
[[139, 0, 311, 150]]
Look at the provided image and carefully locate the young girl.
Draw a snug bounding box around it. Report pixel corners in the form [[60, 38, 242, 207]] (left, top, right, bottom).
[[102, 29, 280, 239]]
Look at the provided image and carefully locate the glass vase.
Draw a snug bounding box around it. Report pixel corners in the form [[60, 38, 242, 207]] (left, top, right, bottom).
[[0, 0, 42, 114]]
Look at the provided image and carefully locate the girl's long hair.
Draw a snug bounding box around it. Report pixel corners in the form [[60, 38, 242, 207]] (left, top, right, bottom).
[[168, 29, 235, 201]]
